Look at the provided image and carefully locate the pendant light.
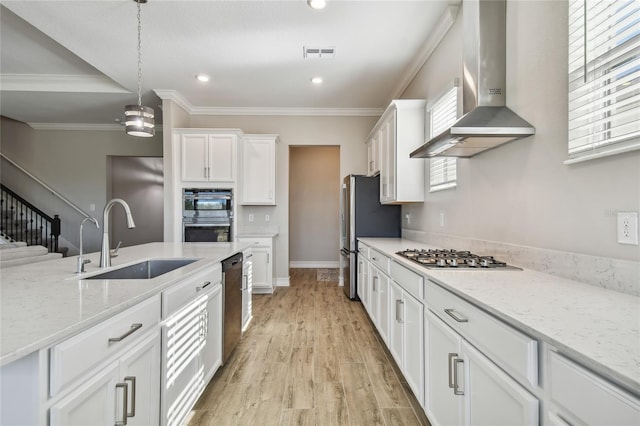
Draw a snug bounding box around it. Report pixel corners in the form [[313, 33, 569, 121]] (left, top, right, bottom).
[[125, 0, 155, 137]]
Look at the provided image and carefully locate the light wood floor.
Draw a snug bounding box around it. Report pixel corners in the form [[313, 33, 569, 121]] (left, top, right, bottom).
[[187, 268, 431, 426]]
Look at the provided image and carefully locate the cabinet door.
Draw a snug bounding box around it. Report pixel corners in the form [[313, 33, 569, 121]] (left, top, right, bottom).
[[357, 256, 368, 306], [463, 339, 539, 426], [251, 247, 271, 292], [403, 291, 424, 406], [377, 271, 390, 344], [388, 279, 404, 367], [201, 285, 223, 383], [241, 137, 276, 204], [208, 134, 236, 182], [383, 115, 397, 202], [49, 362, 119, 426], [119, 331, 161, 426], [181, 134, 209, 181], [425, 309, 463, 426], [369, 267, 380, 326]]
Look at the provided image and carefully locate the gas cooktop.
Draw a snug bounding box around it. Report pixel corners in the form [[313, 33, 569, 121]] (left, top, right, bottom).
[[396, 249, 521, 270]]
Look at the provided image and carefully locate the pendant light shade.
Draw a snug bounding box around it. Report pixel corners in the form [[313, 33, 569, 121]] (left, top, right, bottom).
[[125, 0, 155, 137], [125, 104, 155, 137]]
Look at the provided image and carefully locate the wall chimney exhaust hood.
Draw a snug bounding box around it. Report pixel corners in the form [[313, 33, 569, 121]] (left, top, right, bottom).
[[411, 0, 535, 159]]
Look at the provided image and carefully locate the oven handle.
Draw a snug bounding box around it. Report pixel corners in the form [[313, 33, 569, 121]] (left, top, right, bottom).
[[183, 222, 231, 227]]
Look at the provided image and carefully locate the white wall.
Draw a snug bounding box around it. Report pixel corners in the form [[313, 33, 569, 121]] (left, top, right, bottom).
[[401, 0, 640, 262], [0, 117, 163, 254], [169, 112, 377, 281]]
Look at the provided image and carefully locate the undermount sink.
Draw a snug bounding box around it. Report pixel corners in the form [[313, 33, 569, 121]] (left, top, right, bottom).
[[83, 258, 200, 280]]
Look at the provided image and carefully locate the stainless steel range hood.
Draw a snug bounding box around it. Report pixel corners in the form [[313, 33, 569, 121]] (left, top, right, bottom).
[[411, 0, 535, 158]]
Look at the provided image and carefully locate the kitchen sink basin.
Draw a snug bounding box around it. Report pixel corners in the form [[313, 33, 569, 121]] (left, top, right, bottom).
[[83, 258, 200, 280]]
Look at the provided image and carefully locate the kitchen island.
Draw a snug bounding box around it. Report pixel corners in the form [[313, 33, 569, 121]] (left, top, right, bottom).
[[0, 241, 252, 426]]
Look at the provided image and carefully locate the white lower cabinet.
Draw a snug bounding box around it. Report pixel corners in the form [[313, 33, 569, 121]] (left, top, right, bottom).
[[388, 278, 424, 406], [50, 329, 161, 426], [49, 362, 119, 425], [425, 308, 539, 426], [162, 266, 223, 426], [357, 254, 369, 308], [237, 236, 274, 294], [368, 264, 391, 344], [48, 295, 162, 426], [547, 349, 640, 425]]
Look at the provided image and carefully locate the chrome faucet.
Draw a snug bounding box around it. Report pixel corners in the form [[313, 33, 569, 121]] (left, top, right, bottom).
[[77, 216, 99, 273], [100, 198, 136, 268]]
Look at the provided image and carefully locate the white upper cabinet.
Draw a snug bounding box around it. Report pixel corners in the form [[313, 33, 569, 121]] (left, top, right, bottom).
[[366, 100, 425, 204], [366, 133, 380, 176], [240, 134, 278, 205], [178, 130, 238, 183]]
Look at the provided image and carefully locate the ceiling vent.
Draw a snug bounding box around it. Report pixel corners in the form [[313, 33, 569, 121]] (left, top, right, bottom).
[[303, 46, 335, 59]]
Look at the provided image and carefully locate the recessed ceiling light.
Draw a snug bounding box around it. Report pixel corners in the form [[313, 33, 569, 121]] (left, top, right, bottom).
[[307, 0, 326, 10], [311, 77, 323, 84], [196, 74, 210, 82]]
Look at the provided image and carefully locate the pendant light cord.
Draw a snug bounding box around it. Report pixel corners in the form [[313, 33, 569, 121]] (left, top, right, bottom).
[[136, 0, 143, 107]]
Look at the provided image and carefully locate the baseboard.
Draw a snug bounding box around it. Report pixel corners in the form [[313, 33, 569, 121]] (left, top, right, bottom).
[[289, 261, 339, 268], [276, 276, 290, 287]]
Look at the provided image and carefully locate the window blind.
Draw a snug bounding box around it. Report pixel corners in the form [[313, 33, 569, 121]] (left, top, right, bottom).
[[429, 86, 458, 192], [567, 0, 640, 161]]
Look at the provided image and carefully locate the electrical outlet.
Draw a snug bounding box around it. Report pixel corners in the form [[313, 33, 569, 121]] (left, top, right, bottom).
[[265, 214, 270, 222], [248, 214, 254, 222], [439, 212, 445, 227], [617, 212, 639, 245]]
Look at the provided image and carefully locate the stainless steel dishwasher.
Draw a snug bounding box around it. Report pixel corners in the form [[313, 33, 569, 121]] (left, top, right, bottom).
[[222, 252, 243, 363]]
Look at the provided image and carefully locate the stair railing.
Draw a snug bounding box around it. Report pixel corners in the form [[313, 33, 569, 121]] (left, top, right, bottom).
[[1, 184, 61, 252], [0, 152, 90, 219]]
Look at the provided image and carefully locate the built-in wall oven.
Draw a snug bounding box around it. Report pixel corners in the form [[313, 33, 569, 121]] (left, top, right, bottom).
[[182, 188, 233, 242]]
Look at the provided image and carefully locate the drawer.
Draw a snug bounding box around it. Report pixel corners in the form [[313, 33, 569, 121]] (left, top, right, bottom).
[[425, 279, 538, 388], [357, 242, 370, 259], [549, 351, 640, 425], [390, 261, 424, 301], [49, 294, 161, 396], [162, 263, 221, 318], [369, 248, 390, 273], [237, 237, 271, 247]]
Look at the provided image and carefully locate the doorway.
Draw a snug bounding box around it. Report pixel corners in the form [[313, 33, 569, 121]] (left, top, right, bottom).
[[107, 156, 164, 247], [289, 146, 340, 268]]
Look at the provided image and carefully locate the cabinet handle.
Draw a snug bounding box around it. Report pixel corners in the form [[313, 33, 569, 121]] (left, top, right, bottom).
[[109, 323, 142, 344], [372, 256, 378, 261], [395, 299, 404, 323], [115, 382, 129, 426], [124, 376, 136, 418], [372, 276, 377, 292], [267, 253, 270, 264], [453, 358, 465, 396], [448, 353, 457, 388], [444, 308, 468, 323], [196, 281, 211, 291]]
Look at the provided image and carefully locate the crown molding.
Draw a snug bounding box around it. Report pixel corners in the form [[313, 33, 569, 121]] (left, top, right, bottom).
[[387, 3, 460, 104], [154, 89, 383, 117], [28, 122, 162, 132], [0, 73, 129, 93]]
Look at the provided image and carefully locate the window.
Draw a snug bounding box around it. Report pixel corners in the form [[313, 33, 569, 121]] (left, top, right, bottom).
[[429, 86, 458, 192], [567, 0, 640, 163]]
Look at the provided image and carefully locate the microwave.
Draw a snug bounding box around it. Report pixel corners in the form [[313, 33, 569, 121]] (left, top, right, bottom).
[[183, 188, 233, 220]]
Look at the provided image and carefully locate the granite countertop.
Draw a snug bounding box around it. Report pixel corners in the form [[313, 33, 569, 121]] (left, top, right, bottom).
[[359, 237, 640, 396], [0, 242, 251, 367]]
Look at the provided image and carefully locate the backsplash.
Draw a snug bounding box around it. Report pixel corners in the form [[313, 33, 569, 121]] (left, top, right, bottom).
[[402, 229, 640, 297]]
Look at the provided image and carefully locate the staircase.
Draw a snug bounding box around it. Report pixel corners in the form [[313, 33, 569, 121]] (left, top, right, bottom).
[[0, 184, 66, 267]]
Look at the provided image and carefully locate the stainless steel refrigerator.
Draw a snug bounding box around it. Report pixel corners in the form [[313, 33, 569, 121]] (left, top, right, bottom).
[[340, 174, 401, 300]]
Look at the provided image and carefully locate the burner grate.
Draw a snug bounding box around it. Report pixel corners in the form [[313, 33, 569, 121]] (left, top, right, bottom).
[[395, 249, 520, 270]]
